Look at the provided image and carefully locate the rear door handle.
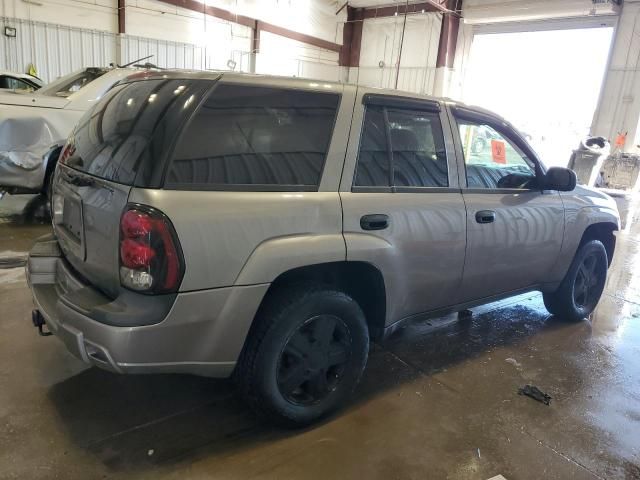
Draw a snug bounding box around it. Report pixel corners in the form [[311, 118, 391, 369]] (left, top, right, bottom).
[[475, 210, 496, 224], [360, 214, 389, 231]]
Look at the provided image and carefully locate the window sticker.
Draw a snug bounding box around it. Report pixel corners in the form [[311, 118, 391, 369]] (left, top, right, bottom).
[[491, 139, 506, 164]]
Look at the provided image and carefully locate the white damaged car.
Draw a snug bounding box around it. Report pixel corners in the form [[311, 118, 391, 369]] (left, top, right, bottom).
[[0, 67, 140, 197], [0, 71, 44, 91]]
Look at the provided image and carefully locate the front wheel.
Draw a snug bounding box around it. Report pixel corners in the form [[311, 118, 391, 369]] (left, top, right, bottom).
[[543, 240, 608, 321], [234, 285, 369, 427]]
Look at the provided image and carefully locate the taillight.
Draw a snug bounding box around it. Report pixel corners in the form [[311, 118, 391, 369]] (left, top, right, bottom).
[[119, 205, 184, 294], [58, 140, 76, 165]]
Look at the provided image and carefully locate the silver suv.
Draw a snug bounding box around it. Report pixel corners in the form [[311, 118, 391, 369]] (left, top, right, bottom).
[[27, 72, 620, 426]]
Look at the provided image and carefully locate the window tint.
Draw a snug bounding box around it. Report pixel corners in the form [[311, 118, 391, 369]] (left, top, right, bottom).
[[39, 68, 106, 97], [354, 106, 390, 187], [458, 121, 537, 189], [354, 105, 448, 188], [65, 79, 189, 184], [0, 76, 31, 90], [388, 109, 447, 187], [167, 85, 340, 190]]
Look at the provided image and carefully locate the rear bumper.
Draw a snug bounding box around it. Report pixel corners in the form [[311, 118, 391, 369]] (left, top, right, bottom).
[[27, 235, 269, 377]]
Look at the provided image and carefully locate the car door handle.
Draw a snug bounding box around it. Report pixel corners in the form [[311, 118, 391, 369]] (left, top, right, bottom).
[[475, 210, 496, 224], [360, 214, 389, 231]]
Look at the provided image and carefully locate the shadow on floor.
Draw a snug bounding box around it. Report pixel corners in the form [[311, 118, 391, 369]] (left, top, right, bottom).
[[0, 194, 51, 256], [46, 296, 587, 473], [0, 193, 50, 224]]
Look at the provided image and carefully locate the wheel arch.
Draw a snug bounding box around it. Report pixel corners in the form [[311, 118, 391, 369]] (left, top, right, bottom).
[[254, 261, 387, 341], [578, 221, 618, 266], [42, 143, 63, 193]]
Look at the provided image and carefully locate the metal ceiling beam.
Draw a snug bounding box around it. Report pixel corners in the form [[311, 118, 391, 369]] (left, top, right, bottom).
[[436, 0, 462, 68], [339, 6, 364, 67], [157, 0, 341, 53], [360, 1, 452, 18], [117, 0, 126, 34]]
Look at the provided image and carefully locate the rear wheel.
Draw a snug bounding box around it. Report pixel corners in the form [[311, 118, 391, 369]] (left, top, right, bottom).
[[235, 285, 369, 427], [543, 240, 608, 321], [43, 164, 56, 218]]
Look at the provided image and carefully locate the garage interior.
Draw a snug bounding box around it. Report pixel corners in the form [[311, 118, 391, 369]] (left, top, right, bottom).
[[1, 0, 640, 479]]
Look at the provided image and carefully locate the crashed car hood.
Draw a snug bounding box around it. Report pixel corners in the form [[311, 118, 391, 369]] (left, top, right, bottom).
[[0, 91, 69, 109], [0, 104, 82, 190]]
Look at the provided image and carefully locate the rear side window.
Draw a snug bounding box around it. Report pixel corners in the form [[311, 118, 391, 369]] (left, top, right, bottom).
[[65, 79, 190, 184], [166, 84, 340, 190], [354, 107, 390, 187], [354, 104, 448, 189]]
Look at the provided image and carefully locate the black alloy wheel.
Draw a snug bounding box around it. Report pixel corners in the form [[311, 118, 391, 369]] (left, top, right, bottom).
[[277, 314, 352, 406], [543, 240, 608, 322], [573, 251, 606, 310]]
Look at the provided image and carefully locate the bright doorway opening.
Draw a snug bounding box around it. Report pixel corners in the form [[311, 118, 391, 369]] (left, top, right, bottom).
[[463, 26, 614, 167]]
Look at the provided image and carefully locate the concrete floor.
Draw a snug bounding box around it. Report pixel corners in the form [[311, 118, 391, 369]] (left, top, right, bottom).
[[0, 193, 639, 480]]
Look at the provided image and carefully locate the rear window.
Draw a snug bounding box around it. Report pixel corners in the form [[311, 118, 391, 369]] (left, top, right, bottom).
[[64, 79, 190, 184], [166, 84, 340, 191], [38, 68, 106, 97]]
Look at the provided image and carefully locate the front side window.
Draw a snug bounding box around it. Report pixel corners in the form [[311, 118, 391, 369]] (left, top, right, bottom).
[[166, 85, 340, 190], [354, 104, 448, 189], [0, 76, 32, 91], [458, 121, 537, 189]]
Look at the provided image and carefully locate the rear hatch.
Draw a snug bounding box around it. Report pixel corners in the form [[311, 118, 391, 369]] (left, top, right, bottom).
[[52, 77, 212, 298]]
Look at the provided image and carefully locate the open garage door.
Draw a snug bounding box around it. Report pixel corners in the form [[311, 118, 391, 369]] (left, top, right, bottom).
[[462, 18, 615, 167]]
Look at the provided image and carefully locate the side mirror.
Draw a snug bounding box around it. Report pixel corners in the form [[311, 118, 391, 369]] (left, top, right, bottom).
[[544, 167, 576, 192]]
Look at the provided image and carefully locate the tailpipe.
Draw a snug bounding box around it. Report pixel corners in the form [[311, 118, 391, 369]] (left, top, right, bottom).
[[32, 309, 52, 336]]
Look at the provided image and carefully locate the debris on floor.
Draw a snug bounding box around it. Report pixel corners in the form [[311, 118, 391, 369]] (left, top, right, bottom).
[[518, 385, 552, 405], [505, 357, 522, 369]]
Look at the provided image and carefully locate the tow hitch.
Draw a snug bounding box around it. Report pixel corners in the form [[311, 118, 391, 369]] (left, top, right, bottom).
[[32, 309, 52, 336]]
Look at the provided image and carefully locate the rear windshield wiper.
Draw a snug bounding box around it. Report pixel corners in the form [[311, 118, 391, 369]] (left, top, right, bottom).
[[64, 170, 95, 187]]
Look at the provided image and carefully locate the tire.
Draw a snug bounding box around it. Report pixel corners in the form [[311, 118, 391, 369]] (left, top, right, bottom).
[[543, 240, 608, 321], [43, 166, 56, 218], [234, 284, 369, 427]]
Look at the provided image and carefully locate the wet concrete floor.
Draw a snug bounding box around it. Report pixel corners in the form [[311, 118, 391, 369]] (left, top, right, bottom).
[[0, 193, 639, 480]]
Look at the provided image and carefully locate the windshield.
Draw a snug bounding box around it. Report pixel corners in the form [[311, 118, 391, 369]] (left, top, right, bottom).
[[38, 68, 108, 97]]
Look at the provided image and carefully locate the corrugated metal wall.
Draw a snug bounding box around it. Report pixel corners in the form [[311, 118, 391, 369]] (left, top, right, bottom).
[[0, 16, 206, 83], [0, 15, 344, 85], [0, 16, 116, 82], [1, 14, 440, 93], [349, 66, 437, 95], [252, 31, 342, 82], [120, 35, 205, 70], [354, 13, 442, 95]]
